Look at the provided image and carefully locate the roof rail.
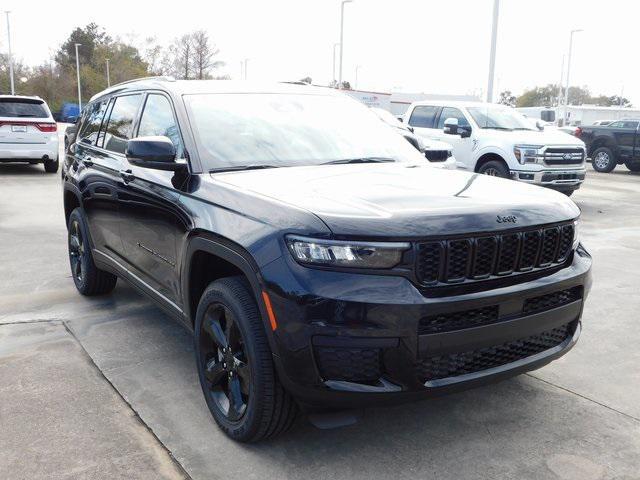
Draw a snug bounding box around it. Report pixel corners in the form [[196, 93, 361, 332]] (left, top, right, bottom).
[[111, 76, 176, 88]]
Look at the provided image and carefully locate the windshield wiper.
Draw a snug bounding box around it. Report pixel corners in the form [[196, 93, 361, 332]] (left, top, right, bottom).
[[320, 157, 396, 165], [512, 127, 536, 131], [209, 164, 281, 173], [481, 126, 513, 131]]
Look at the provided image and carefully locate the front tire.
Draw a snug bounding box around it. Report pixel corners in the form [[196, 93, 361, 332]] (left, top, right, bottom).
[[478, 160, 510, 178], [591, 147, 617, 173], [68, 208, 117, 295], [195, 277, 297, 442], [44, 157, 59, 173]]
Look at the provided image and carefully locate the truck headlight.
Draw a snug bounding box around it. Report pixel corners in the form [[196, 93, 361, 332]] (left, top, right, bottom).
[[286, 236, 409, 269], [573, 219, 580, 249], [514, 145, 544, 164]]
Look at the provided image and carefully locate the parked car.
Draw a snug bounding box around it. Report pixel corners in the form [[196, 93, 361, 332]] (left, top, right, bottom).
[[0, 95, 59, 173], [403, 101, 587, 196], [577, 119, 640, 172], [63, 78, 591, 442], [370, 107, 456, 169], [55, 102, 80, 123]]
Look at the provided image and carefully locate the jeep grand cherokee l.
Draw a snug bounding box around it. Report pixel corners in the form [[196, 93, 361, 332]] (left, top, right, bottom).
[[62, 78, 592, 442]]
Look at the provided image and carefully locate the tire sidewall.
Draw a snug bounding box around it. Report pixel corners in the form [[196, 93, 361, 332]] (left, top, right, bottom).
[[479, 160, 509, 178], [68, 209, 92, 292], [194, 280, 270, 440], [592, 147, 616, 173]]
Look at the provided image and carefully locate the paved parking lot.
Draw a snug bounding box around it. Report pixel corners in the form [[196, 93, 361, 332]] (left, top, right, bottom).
[[1, 148, 640, 478]]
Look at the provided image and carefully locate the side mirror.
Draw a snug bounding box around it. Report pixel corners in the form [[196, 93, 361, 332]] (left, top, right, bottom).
[[443, 117, 459, 135], [126, 136, 184, 171]]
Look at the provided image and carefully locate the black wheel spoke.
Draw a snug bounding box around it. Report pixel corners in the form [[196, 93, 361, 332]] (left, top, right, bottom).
[[203, 311, 228, 349], [227, 376, 245, 421], [204, 359, 226, 386], [224, 307, 240, 349], [236, 360, 251, 395]]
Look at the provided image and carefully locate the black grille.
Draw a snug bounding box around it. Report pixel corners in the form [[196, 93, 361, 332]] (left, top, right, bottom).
[[543, 147, 585, 165], [425, 149, 450, 162], [416, 222, 575, 286], [418, 306, 499, 335], [524, 286, 583, 315], [415, 323, 572, 382], [314, 347, 381, 383]]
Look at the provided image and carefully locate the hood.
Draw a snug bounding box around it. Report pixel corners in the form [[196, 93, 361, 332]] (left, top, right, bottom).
[[211, 163, 580, 238], [487, 128, 585, 147]]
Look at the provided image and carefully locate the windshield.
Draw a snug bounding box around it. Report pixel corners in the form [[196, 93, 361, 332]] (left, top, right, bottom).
[[467, 106, 535, 131], [184, 93, 424, 170], [0, 99, 48, 118]]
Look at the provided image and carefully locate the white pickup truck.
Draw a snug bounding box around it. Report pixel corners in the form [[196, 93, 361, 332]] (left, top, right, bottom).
[[402, 101, 587, 195]]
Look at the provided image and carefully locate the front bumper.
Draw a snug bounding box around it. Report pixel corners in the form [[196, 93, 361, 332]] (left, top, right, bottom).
[[261, 245, 592, 407], [511, 168, 586, 191]]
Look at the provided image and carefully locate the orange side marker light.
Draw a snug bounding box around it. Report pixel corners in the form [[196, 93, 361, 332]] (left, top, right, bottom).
[[261, 291, 278, 331]]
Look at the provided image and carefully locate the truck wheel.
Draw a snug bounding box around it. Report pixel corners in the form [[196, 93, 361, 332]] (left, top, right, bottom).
[[44, 157, 59, 173], [591, 147, 617, 173], [68, 208, 117, 295], [478, 160, 510, 178], [624, 161, 640, 172], [194, 277, 297, 442]]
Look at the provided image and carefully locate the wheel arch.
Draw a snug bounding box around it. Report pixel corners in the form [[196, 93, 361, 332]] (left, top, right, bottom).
[[474, 152, 509, 173], [63, 186, 82, 227], [181, 233, 273, 339], [588, 137, 617, 157]]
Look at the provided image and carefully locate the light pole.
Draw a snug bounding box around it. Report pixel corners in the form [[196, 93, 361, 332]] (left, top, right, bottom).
[[105, 58, 110, 87], [75, 43, 82, 111], [355, 65, 362, 90], [5, 11, 15, 95], [486, 0, 499, 102], [243, 58, 249, 80], [563, 29, 583, 125], [338, 0, 353, 90], [332, 43, 339, 86]]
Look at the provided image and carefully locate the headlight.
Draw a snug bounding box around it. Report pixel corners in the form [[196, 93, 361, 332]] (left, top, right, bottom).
[[572, 219, 580, 249], [286, 236, 410, 269], [514, 145, 544, 164]]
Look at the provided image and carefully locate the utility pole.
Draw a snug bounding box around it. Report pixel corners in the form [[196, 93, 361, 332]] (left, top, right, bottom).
[[332, 43, 339, 86], [355, 65, 362, 89], [5, 11, 15, 95], [557, 55, 565, 109], [105, 58, 111, 87], [338, 0, 353, 90], [75, 43, 82, 111], [486, 0, 500, 103], [243, 58, 249, 80], [563, 29, 583, 125]]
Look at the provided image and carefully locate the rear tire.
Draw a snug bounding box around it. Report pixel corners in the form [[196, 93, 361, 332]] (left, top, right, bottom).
[[591, 147, 616, 173], [68, 208, 117, 295], [478, 160, 510, 178], [195, 277, 297, 442], [44, 157, 59, 173]]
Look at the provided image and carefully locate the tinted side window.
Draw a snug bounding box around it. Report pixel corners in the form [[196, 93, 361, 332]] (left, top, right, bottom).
[[623, 121, 639, 129], [137, 94, 184, 158], [78, 101, 108, 146], [541, 110, 555, 122], [437, 107, 470, 129], [609, 121, 624, 128], [408, 106, 438, 128], [103, 94, 143, 154]]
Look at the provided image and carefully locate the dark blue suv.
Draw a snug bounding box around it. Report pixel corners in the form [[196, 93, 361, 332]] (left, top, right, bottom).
[[62, 77, 592, 442]]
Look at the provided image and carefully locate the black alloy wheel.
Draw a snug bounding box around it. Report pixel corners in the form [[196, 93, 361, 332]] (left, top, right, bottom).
[[69, 218, 85, 284], [199, 303, 251, 421]]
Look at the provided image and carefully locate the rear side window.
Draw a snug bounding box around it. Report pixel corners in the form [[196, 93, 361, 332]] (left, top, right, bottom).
[[408, 105, 438, 128], [437, 107, 470, 129], [0, 99, 48, 118], [78, 101, 109, 146], [137, 94, 184, 158], [103, 94, 143, 154]]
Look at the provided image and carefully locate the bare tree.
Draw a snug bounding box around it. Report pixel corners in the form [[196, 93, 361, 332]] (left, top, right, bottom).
[[191, 31, 224, 80]]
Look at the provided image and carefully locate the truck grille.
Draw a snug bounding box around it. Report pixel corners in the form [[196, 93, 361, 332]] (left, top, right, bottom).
[[416, 222, 575, 286], [544, 147, 584, 165], [415, 323, 573, 383]]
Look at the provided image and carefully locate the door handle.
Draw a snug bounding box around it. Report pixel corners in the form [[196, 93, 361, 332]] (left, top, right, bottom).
[[82, 158, 94, 167], [119, 169, 135, 183]]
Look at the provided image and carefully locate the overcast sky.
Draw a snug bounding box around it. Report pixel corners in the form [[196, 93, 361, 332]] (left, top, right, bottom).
[[6, 0, 639, 104]]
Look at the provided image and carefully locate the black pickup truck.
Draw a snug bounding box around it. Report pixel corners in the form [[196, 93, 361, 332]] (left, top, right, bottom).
[[578, 119, 640, 172]]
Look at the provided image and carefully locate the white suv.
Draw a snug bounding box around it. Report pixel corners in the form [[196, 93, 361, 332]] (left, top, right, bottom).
[[0, 95, 59, 173], [403, 101, 587, 196]]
